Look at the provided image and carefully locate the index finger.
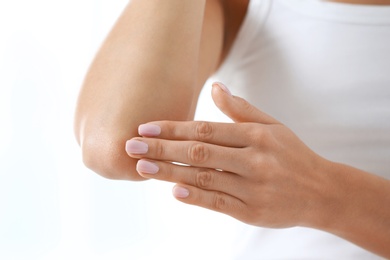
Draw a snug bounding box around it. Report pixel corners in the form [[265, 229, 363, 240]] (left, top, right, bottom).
[[138, 121, 254, 148]]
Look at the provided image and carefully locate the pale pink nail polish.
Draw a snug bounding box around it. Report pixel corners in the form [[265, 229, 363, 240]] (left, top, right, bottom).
[[126, 140, 148, 154], [138, 124, 161, 136], [137, 160, 159, 174], [213, 82, 232, 96], [172, 186, 190, 199]]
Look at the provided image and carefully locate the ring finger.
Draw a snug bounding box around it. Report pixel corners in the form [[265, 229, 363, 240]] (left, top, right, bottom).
[[136, 159, 247, 200]]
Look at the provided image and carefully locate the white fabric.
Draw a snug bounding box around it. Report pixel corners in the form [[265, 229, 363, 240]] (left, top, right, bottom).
[[199, 0, 390, 259]]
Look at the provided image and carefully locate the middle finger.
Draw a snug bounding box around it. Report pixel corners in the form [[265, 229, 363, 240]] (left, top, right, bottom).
[[126, 138, 247, 174]]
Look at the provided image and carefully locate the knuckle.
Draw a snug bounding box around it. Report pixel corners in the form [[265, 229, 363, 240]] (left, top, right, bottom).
[[246, 152, 268, 174], [212, 192, 227, 211], [188, 143, 209, 164], [160, 120, 171, 132], [249, 126, 270, 145], [195, 121, 213, 141], [249, 152, 264, 166], [154, 141, 165, 158], [252, 127, 265, 140], [195, 170, 213, 189]]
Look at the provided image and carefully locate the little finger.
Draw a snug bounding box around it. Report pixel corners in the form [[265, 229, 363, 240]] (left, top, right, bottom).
[[172, 184, 247, 220]]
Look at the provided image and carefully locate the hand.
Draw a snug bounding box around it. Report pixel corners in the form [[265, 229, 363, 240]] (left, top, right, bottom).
[[126, 83, 331, 228]]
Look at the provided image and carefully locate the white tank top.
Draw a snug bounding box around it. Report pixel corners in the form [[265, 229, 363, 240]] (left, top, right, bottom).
[[196, 0, 390, 259]]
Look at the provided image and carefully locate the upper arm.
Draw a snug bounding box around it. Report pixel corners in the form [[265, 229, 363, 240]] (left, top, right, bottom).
[[74, 0, 225, 180], [188, 0, 226, 118], [189, 0, 250, 119]]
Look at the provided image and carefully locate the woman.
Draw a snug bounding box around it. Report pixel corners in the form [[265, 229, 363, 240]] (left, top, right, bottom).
[[75, 0, 390, 258]]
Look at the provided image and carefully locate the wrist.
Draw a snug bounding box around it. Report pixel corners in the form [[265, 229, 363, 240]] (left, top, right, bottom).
[[303, 159, 390, 258], [301, 159, 351, 231]]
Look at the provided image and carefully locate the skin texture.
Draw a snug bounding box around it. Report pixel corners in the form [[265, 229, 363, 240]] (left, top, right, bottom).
[[128, 83, 390, 258], [74, 0, 249, 181], [75, 0, 228, 180], [75, 0, 390, 258]]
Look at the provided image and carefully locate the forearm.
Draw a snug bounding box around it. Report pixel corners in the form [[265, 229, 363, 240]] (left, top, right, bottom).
[[312, 161, 390, 258], [74, 0, 216, 180]]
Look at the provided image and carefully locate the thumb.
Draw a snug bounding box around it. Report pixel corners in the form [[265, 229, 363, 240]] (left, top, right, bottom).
[[211, 82, 279, 124]]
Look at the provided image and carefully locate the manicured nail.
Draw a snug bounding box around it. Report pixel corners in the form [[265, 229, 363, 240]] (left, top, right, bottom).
[[138, 124, 161, 136], [137, 160, 159, 174], [126, 140, 148, 154], [213, 82, 232, 96], [172, 186, 190, 199]]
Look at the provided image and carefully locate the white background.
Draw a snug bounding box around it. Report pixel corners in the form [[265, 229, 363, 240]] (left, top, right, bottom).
[[0, 1, 241, 259]]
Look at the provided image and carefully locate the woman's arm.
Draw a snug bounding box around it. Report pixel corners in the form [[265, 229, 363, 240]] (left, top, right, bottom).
[[74, 0, 225, 180], [318, 162, 390, 258]]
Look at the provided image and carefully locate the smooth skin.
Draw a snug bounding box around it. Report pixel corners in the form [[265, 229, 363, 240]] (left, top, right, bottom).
[[75, 0, 226, 180], [74, 0, 248, 180], [75, 0, 390, 258], [128, 83, 390, 258]]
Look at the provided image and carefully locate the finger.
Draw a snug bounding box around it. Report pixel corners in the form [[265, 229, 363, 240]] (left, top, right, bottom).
[[139, 120, 254, 148], [126, 138, 247, 174], [211, 82, 280, 124], [136, 159, 246, 198], [172, 184, 247, 221]]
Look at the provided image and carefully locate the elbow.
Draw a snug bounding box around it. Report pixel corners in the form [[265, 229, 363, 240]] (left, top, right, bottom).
[[79, 133, 146, 181], [74, 107, 145, 181]]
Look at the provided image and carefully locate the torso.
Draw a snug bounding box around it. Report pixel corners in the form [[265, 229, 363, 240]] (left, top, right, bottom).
[[221, 0, 390, 66], [200, 2, 390, 257]]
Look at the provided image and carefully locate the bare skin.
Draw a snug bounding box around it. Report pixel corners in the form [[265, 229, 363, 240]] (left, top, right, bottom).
[[74, 0, 249, 180], [128, 84, 390, 258], [75, 0, 390, 258]]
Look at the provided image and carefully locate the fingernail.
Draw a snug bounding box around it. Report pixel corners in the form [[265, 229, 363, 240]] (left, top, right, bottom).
[[137, 160, 159, 174], [126, 140, 148, 154], [172, 186, 190, 199], [213, 82, 232, 96], [138, 124, 161, 136]]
